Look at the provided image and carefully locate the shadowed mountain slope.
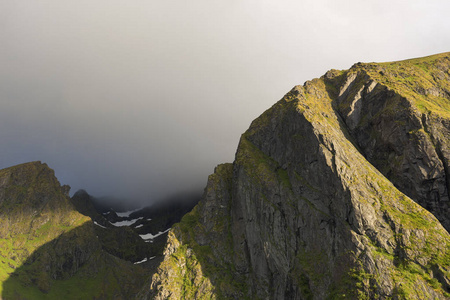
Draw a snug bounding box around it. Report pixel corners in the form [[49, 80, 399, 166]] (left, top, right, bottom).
[[70, 189, 200, 264], [0, 162, 149, 299]]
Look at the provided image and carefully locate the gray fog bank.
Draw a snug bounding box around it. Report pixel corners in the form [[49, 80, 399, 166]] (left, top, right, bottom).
[[1, 0, 449, 205]]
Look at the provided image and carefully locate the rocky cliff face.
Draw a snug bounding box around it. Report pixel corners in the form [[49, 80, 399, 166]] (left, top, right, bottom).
[[0, 162, 148, 299], [148, 53, 450, 299], [330, 55, 450, 231]]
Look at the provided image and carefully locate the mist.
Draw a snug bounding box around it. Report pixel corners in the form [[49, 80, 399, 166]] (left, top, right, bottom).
[[1, 0, 449, 205]]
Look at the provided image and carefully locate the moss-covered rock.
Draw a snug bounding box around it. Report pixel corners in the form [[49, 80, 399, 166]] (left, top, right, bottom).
[[328, 53, 450, 231], [148, 53, 450, 299]]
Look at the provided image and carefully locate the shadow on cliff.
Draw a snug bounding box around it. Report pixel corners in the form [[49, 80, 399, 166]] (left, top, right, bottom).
[[144, 163, 252, 299], [323, 74, 369, 157], [1, 221, 160, 300]]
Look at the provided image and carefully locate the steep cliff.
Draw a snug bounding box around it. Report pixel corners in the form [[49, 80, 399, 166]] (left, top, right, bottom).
[[330, 53, 450, 231], [148, 53, 450, 299], [0, 162, 148, 299]]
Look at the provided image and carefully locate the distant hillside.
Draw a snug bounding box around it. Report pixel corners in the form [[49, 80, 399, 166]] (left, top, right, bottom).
[[70, 189, 200, 263], [0, 162, 148, 299]]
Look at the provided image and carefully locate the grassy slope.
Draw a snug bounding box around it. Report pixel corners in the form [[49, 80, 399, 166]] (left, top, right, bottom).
[[0, 162, 148, 298], [0, 162, 90, 295], [355, 52, 450, 117]]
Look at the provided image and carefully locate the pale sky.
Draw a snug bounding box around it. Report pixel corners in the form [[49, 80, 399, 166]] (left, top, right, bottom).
[[1, 0, 449, 205]]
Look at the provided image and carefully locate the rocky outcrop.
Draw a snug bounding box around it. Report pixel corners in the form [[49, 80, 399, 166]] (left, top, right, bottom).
[[70, 189, 108, 225], [0, 162, 148, 299], [148, 53, 450, 299], [143, 164, 237, 299], [330, 54, 450, 231]]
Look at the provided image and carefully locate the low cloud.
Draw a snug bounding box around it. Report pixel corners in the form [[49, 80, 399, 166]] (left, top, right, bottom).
[[1, 0, 449, 205]]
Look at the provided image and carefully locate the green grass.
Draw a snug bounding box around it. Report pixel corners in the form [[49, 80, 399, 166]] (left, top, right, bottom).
[[0, 162, 148, 299], [2, 257, 124, 299], [276, 168, 292, 190], [154, 162, 253, 299], [354, 52, 450, 118]]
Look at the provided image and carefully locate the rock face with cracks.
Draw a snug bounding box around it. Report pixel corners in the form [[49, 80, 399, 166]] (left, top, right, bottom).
[[148, 53, 450, 299]]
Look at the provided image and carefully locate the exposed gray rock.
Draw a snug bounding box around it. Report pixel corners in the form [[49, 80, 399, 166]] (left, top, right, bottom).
[[332, 55, 450, 231], [148, 53, 450, 299]]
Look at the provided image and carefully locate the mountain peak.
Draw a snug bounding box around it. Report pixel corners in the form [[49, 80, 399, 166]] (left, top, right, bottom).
[[1, 52, 449, 299], [149, 53, 450, 299]]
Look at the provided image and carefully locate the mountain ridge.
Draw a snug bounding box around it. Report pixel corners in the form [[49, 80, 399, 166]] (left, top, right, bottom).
[[0, 52, 449, 299], [147, 52, 450, 299], [0, 161, 149, 299]]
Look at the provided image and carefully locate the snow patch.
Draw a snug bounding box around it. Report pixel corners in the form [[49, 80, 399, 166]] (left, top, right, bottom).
[[110, 217, 143, 227], [139, 228, 170, 241], [94, 221, 107, 229], [135, 224, 144, 228], [116, 208, 141, 218], [134, 256, 156, 264], [134, 257, 147, 264]]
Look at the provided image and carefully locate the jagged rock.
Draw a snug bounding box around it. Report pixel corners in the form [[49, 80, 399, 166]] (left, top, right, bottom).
[[330, 54, 450, 231], [148, 53, 450, 299]]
